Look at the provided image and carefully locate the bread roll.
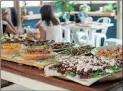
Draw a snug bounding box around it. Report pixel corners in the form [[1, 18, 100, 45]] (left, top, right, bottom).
[[1, 43, 21, 55], [22, 47, 53, 60]]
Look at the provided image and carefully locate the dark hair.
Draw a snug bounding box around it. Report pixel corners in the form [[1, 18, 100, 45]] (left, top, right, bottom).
[[40, 5, 59, 26]]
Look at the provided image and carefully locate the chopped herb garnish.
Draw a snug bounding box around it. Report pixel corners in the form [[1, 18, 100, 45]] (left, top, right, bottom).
[[65, 71, 76, 77]]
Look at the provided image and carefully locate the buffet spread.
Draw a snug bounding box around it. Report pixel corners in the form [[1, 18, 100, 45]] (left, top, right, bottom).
[[1, 34, 123, 86]]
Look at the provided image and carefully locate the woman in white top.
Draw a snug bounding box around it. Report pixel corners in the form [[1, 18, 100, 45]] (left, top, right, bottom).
[[34, 5, 62, 42]]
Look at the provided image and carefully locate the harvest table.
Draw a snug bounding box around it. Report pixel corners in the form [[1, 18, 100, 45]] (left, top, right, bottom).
[[1, 60, 122, 91]]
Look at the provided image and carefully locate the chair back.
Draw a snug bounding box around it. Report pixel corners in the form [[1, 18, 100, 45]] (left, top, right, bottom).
[[61, 27, 71, 42], [71, 29, 82, 44], [97, 17, 111, 34]]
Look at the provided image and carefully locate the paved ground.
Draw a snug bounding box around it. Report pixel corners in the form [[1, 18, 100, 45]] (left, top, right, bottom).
[[1, 84, 32, 91], [1, 84, 123, 91]]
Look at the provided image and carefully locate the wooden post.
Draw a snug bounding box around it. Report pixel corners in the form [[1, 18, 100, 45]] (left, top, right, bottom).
[[40, 0, 43, 5], [117, 1, 122, 39], [14, 0, 22, 29], [40, 0, 43, 6], [0, 1, 3, 37]]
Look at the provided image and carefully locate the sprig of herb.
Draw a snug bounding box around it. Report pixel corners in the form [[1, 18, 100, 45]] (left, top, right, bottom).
[[36, 56, 60, 65], [89, 70, 106, 78], [89, 64, 122, 78], [11, 52, 21, 58], [57, 45, 95, 56], [65, 71, 76, 77]]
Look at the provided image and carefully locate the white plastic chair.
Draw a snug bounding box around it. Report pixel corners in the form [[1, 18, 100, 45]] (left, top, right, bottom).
[[71, 29, 91, 45], [61, 27, 71, 43], [94, 17, 111, 47], [73, 17, 93, 45], [104, 38, 122, 46]]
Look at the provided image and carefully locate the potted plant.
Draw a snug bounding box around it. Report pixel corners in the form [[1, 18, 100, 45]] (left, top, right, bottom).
[[79, 4, 91, 13], [53, 0, 75, 21], [103, 3, 117, 12]]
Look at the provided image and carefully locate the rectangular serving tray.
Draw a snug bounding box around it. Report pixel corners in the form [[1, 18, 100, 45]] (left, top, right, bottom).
[[1, 60, 122, 91]]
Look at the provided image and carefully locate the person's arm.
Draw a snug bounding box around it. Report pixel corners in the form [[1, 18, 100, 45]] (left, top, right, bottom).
[[6, 20, 15, 30], [31, 25, 46, 41], [56, 18, 60, 23], [39, 25, 46, 41], [5, 19, 19, 34], [34, 20, 41, 29], [6, 24, 17, 34]]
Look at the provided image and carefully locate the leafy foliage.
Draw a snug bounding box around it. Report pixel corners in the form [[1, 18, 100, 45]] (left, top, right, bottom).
[[24, 1, 28, 6], [103, 3, 117, 12], [53, 0, 75, 14]]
